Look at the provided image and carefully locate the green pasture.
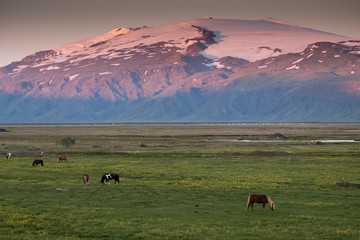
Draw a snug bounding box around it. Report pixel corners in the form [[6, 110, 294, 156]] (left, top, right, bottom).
[[0, 124, 359, 239]]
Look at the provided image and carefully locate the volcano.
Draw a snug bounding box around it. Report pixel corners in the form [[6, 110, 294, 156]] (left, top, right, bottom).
[[1, 18, 359, 123]]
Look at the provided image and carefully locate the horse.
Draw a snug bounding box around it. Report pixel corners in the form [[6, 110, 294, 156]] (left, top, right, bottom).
[[57, 155, 67, 163], [32, 159, 44, 167], [83, 174, 89, 185], [40, 152, 44, 159], [246, 194, 275, 211], [6, 153, 11, 159], [101, 173, 119, 184]]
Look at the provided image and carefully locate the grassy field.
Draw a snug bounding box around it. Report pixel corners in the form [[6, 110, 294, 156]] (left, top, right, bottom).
[[0, 124, 359, 239]]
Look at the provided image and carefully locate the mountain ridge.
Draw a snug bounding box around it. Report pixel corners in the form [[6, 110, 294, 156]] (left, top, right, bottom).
[[0, 17, 359, 123]]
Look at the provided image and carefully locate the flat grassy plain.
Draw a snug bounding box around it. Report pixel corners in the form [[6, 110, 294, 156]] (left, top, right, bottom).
[[0, 124, 359, 239]]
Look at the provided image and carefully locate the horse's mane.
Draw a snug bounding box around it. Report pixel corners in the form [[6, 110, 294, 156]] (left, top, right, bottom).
[[265, 195, 275, 210]]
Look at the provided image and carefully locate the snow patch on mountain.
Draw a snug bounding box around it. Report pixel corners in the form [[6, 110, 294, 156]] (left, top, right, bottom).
[[262, 17, 299, 27], [292, 58, 304, 64], [306, 53, 314, 59], [13, 65, 29, 72], [99, 72, 112, 75], [40, 65, 60, 71], [68, 74, 79, 81], [53, 27, 132, 55], [286, 65, 300, 70], [188, 18, 348, 62]]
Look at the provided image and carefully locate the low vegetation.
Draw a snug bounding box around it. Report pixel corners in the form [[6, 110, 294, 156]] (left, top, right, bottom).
[[0, 124, 359, 239], [59, 136, 76, 148]]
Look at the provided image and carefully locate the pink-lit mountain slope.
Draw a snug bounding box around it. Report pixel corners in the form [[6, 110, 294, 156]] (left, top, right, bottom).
[[0, 18, 359, 123]]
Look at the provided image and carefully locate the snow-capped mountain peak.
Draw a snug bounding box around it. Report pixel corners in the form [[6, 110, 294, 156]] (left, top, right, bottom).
[[0, 17, 359, 123], [20, 17, 350, 68]]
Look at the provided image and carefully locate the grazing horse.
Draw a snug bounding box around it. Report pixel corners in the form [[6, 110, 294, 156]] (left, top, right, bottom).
[[101, 174, 119, 184], [57, 155, 67, 163], [6, 153, 11, 159], [40, 152, 44, 159], [83, 174, 89, 185], [246, 194, 275, 211], [32, 159, 44, 167]]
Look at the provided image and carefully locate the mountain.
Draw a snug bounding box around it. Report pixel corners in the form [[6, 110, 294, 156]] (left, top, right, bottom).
[[0, 17, 359, 123]]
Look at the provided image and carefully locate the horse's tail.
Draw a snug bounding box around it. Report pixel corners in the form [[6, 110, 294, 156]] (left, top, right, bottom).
[[246, 195, 251, 210], [266, 195, 275, 211]]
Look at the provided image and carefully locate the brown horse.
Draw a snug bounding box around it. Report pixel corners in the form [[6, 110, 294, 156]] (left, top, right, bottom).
[[83, 174, 89, 185], [246, 194, 275, 211], [57, 155, 67, 163], [32, 159, 44, 167]]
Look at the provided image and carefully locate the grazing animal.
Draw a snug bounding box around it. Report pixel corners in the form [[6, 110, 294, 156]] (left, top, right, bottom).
[[6, 153, 11, 159], [40, 152, 44, 158], [101, 174, 119, 184], [246, 194, 275, 211], [57, 155, 67, 163], [83, 174, 89, 185], [32, 159, 44, 167]]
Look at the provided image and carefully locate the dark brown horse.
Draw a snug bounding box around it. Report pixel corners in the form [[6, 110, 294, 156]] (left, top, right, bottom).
[[83, 174, 89, 185], [57, 155, 67, 163], [246, 194, 275, 211], [32, 159, 44, 167]]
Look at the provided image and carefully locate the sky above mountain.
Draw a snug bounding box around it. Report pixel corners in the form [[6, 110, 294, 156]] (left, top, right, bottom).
[[1, 0, 359, 67]]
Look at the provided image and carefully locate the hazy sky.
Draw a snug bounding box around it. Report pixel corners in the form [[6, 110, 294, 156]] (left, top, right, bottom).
[[1, 0, 359, 67]]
